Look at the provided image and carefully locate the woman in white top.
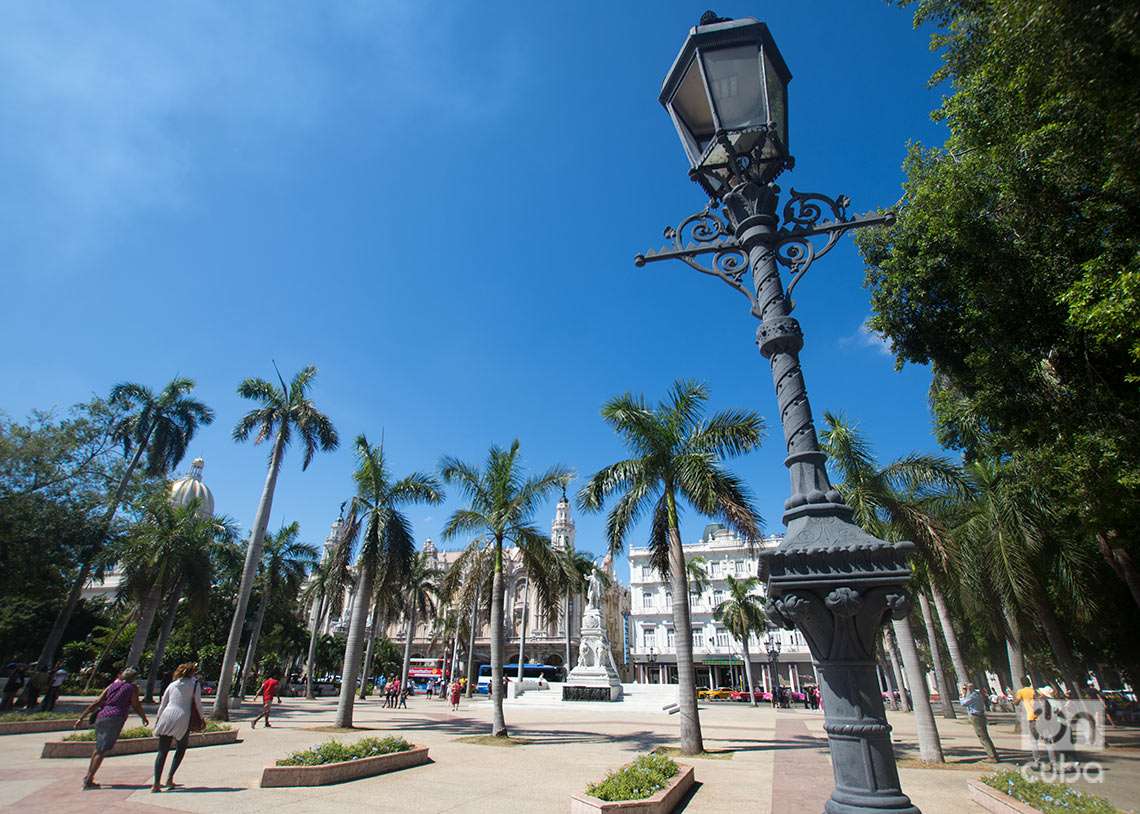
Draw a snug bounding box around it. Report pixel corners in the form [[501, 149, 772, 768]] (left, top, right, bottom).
[[151, 662, 205, 792]]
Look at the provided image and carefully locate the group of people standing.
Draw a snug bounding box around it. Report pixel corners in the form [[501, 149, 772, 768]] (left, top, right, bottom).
[[1, 661, 69, 711]]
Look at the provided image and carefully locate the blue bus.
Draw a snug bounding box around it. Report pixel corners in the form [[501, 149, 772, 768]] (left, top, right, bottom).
[[475, 663, 562, 693]]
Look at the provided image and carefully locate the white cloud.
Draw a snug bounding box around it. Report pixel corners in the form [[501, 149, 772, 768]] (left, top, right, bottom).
[[840, 318, 893, 357]]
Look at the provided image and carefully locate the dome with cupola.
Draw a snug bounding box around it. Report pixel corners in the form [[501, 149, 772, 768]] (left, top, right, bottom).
[[170, 458, 214, 517]]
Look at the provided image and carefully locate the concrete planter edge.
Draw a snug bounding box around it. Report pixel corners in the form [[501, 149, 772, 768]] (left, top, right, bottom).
[[40, 727, 239, 758], [0, 719, 79, 736], [259, 744, 431, 788], [570, 764, 695, 814], [966, 778, 1044, 814]]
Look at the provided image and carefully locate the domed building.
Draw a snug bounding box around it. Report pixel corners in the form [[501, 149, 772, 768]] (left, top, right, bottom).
[[82, 457, 215, 601], [169, 458, 214, 518]]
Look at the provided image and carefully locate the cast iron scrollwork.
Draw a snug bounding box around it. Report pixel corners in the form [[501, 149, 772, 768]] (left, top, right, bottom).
[[773, 189, 894, 300], [634, 205, 751, 301]]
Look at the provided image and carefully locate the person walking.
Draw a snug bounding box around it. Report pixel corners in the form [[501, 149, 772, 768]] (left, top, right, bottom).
[[1, 663, 25, 711], [249, 672, 281, 728], [151, 663, 206, 792], [959, 683, 1000, 762], [449, 679, 461, 711], [398, 683, 409, 709], [41, 662, 68, 711], [75, 668, 149, 790]]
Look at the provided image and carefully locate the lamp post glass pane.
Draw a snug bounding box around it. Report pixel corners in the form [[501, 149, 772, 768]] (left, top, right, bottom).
[[763, 50, 788, 149], [671, 57, 715, 161], [701, 45, 765, 131]]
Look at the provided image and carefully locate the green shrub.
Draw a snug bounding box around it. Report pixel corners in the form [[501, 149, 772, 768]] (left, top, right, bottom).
[[63, 720, 230, 741], [586, 754, 679, 802], [982, 770, 1120, 814], [276, 736, 412, 767], [0, 711, 75, 722]]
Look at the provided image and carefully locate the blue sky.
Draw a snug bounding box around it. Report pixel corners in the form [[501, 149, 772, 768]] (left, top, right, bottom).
[[1, 2, 947, 580]]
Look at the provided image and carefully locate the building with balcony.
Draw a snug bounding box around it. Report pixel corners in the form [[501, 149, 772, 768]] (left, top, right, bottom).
[[628, 523, 816, 692]]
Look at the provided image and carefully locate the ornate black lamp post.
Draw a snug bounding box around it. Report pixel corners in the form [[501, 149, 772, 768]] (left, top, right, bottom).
[[636, 12, 919, 814], [765, 632, 782, 704]]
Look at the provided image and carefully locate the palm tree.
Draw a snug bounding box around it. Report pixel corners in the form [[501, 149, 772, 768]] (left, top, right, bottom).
[[819, 412, 958, 762], [441, 537, 494, 697], [213, 364, 338, 720], [335, 435, 442, 728], [116, 495, 232, 671], [38, 377, 213, 670], [302, 514, 355, 698], [579, 381, 763, 756], [713, 575, 766, 707], [398, 551, 441, 688], [955, 459, 1089, 697], [240, 522, 318, 696], [440, 441, 569, 737]]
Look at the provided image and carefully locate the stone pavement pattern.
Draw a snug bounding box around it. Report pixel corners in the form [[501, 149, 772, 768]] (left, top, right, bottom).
[[1, 695, 1136, 813]]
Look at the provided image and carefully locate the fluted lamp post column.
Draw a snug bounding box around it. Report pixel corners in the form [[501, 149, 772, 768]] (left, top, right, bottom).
[[635, 12, 917, 814]]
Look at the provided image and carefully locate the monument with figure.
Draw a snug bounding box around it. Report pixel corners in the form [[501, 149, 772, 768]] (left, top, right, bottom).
[[562, 563, 623, 701]]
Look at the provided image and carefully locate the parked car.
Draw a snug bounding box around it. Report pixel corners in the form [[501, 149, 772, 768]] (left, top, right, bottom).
[[698, 687, 734, 701], [729, 689, 767, 703], [200, 681, 218, 696]]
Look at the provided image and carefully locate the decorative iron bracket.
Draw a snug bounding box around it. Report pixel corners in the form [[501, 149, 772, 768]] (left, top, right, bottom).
[[635, 189, 894, 305]]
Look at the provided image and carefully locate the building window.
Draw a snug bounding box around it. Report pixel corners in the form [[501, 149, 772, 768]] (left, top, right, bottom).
[[713, 589, 724, 607], [692, 629, 704, 648], [641, 565, 653, 581], [710, 561, 721, 577], [643, 628, 656, 649], [734, 560, 745, 576], [715, 628, 729, 647], [665, 590, 672, 606], [666, 628, 675, 649], [642, 590, 653, 609]]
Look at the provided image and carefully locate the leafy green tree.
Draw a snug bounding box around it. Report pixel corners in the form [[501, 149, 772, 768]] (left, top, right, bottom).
[[214, 364, 338, 720], [579, 381, 763, 756], [335, 435, 442, 728], [440, 537, 494, 697], [440, 441, 569, 737], [302, 517, 354, 699], [38, 379, 213, 671], [240, 522, 318, 695], [712, 575, 766, 707], [859, 0, 1140, 607]]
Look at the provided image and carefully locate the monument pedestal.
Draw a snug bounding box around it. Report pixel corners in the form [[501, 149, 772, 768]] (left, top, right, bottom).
[[564, 603, 623, 702]]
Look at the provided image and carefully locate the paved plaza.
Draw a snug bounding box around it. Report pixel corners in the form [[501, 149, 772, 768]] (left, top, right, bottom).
[[1, 694, 1137, 813]]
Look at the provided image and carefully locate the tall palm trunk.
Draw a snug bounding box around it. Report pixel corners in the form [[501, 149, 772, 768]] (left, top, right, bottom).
[[1096, 530, 1140, 610], [1027, 582, 1083, 696], [930, 580, 969, 689], [876, 648, 898, 710], [241, 591, 270, 697], [741, 638, 757, 707], [665, 489, 703, 755], [335, 561, 374, 728], [125, 582, 163, 670], [1002, 602, 1026, 686], [359, 596, 381, 700], [38, 437, 151, 670], [564, 589, 572, 671], [305, 591, 326, 699], [917, 591, 956, 719], [517, 571, 529, 682], [489, 538, 507, 736], [214, 430, 287, 720], [400, 602, 417, 690], [882, 626, 910, 712], [146, 583, 182, 702], [892, 615, 944, 762], [465, 586, 479, 698]]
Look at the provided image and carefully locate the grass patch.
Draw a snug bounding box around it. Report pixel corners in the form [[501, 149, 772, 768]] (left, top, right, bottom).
[[586, 754, 679, 802], [982, 770, 1121, 814], [63, 721, 231, 741], [455, 734, 531, 747], [652, 745, 734, 760], [0, 711, 75, 723], [898, 758, 994, 771], [276, 736, 412, 767]]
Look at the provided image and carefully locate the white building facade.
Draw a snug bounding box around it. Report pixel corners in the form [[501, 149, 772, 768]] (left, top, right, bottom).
[[628, 523, 816, 692]]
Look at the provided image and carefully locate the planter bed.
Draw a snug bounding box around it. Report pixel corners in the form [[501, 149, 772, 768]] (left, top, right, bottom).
[[0, 719, 80, 736], [967, 776, 1120, 814], [571, 764, 694, 814], [260, 744, 430, 787], [41, 727, 238, 758], [968, 779, 1045, 814]]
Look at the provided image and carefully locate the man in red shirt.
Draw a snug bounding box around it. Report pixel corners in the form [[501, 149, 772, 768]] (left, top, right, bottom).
[[250, 673, 281, 729]]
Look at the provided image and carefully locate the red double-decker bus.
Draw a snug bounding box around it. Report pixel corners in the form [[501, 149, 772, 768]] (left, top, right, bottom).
[[407, 657, 447, 689]]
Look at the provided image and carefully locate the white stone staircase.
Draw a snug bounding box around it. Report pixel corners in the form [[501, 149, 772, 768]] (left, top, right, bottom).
[[503, 681, 680, 713]]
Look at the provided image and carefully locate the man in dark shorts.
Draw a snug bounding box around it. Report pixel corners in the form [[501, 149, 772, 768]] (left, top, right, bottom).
[[250, 673, 281, 728]]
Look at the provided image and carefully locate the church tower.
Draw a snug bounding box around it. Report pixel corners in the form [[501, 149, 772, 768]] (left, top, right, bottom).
[[551, 484, 576, 552]]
